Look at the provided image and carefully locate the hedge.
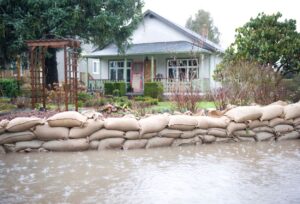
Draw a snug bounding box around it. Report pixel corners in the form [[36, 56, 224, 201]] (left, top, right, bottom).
[[144, 82, 164, 100], [104, 81, 126, 96], [0, 78, 20, 97]]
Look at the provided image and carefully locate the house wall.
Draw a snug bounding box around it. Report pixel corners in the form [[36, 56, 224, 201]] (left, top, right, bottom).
[[131, 15, 192, 44]]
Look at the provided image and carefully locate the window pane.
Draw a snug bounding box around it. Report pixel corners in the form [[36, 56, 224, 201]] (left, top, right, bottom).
[[168, 68, 176, 79], [179, 68, 186, 81], [117, 61, 124, 68], [126, 69, 131, 83], [127, 61, 131, 68], [109, 61, 115, 68], [189, 68, 198, 80], [117, 69, 124, 81], [193, 59, 198, 66], [110, 69, 116, 80]]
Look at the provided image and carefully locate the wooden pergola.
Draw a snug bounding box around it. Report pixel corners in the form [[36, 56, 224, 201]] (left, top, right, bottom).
[[26, 39, 80, 111]]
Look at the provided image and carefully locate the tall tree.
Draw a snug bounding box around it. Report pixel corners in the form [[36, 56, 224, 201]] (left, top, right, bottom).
[[0, 0, 143, 84], [185, 9, 220, 44], [222, 12, 300, 76]]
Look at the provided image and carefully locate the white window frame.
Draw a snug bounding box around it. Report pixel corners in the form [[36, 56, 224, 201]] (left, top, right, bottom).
[[108, 60, 132, 81], [92, 60, 100, 74], [167, 58, 199, 81]]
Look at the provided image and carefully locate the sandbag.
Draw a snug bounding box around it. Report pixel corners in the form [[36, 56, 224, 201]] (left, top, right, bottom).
[[0, 119, 9, 134], [252, 126, 274, 133], [139, 115, 169, 135], [0, 145, 6, 154], [269, 118, 293, 127], [81, 110, 103, 120], [69, 119, 104, 139], [98, 138, 125, 150], [274, 125, 294, 133], [215, 137, 236, 143], [34, 123, 69, 141], [168, 115, 198, 130], [89, 129, 124, 141], [233, 130, 256, 137], [172, 137, 201, 147], [104, 117, 140, 131], [199, 135, 216, 143], [270, 100, 288, 106], [125, 131, 140, 140], [195, 116, 229, 128], [47, 111, 87, 127], [15, 140, 44, 152], [0, 131, 36, 145], [146, 137, 174, 148], [3, 144, 15, 152], [277, 131, 300, 141], [89, 140, 99, 150], [225, 106, 262, 122], [192, 128, 207, 136], [193, 116, 209, 129], [43, 139, 89, 151], [141, 132, 157, 139], [181, 131, 195, 139], [255, 132, 275, 141], [158, 129, 182, 138], [284, 103, 300, 120], [293, 117, 300, 126], [227, 122, 247, 135], [236, 136, 255, 142], [208, 128, 227, 137], [260, 105, 283, 121], [123, 139, 148, 150], [248, 120, 269, 129], [295, 125, 300, 130], [6, 117, 44, 132]]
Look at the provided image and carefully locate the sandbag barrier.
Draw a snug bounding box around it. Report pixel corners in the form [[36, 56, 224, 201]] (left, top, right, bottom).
[[0, 103, 300, 154]]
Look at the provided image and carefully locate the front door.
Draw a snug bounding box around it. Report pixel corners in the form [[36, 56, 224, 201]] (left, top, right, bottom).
[[131, 62, 143, 92]]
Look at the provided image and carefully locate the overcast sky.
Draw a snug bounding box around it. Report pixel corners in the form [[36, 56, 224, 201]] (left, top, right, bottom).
[[143, 0, 300, 49]]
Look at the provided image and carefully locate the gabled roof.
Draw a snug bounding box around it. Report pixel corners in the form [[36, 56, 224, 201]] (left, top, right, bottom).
[[143, 10, 224, 53], [84, 41, 211, 58]]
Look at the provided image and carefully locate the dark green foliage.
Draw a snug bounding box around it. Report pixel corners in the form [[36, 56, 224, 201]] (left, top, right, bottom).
[[77, 92, 93, 102], [144, 82, 163, 100], [134, 96, 158, 105], [104, 81, 126, 96], [0, 79, 19, 97], [113, 96, 132, 108], [113, 89, 120, 97]]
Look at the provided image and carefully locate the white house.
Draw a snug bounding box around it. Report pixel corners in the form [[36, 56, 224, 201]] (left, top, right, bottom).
[[80, 10, 223, 94]]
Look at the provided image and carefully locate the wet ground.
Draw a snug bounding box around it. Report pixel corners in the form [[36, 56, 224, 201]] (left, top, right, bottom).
[[1, 140, 300, 204]]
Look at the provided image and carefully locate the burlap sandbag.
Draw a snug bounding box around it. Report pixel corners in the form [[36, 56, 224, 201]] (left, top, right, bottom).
[[146, 137, 174, 148], [104, 117, 140, 131], [125, 131, 140, 140], [181, 131, 195, 139], [89, 129, 124, 141], [270, 100, 288, 106], [6, 117, 44, 132], [225, 106, 262, 122], [255, 132, 275, 141], [295, 125, 300, 130], [158, 129, 183, 138], [0, 119, 9, 134], [215, 137, 236, 143], [236, 136, 256, 142], [34, 123, 69, 141], [193, 116, 209, 129], [208, 128, 227, 137], [227, 122, 247, 135], [195, 116, 229, 129], [3, 144, 15, 152], [0, 131, 36, 145], [260, 105, 283, 121], [293, 117, 300, 126], [252, 126, 274, 133], [98, 138, 125, 150], [89, 140, 99, 150], [123, 139, 148, 150], [15, 140, 44, 152], [269, 118, 293, 127], [42, 139, 89, 151], [274, 124, 294, 133], [192, 128, 207, 136], [47, 111, 87, 127], [172, 136, 201, 147], [139, 115, 169, 135], [199, 135, 216, 143], [248, 120, 269, 129], [0, 145, 6, 154], [141, 132, 157, 139], [277, 131, 300, 141], [284, 103, 300, 120], [69, 119, 104, 139], [168, 115, 198, 131], [233, 130, 256, 137]]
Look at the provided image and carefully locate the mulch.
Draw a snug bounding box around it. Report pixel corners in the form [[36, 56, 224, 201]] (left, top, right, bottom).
[[0, 109, 59, 121]]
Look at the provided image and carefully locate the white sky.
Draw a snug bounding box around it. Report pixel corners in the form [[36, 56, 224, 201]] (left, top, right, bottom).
[[143, 0, 300, 49]]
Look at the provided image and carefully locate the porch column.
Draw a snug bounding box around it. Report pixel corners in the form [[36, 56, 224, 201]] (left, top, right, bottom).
[[151, 56, 154, 82], [86, 58, 89, 88], [124, 58, 127, 82]]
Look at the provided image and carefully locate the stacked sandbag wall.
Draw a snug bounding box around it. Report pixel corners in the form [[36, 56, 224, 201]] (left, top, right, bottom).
[[0, 103, 300, 154]]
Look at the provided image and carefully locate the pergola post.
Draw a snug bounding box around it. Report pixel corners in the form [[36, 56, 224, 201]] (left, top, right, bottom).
[[64, 45, 68, 111]]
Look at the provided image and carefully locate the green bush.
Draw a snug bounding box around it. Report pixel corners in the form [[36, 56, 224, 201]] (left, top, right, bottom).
[[77, 92, 93, 102], [113, 89, 120, 97], [144, 82, 163, 100], [0, 79, 20, 97], [104, 81, 126, 96]]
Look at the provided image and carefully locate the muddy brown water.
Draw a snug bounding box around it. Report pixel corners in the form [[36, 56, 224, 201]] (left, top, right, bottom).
[[1, 141, 300, 204]]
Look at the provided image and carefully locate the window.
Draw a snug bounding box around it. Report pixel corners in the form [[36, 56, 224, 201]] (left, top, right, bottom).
[[108, 60, 132, 81], [167, 58, 198, 81], [92, 60, 100, 74]]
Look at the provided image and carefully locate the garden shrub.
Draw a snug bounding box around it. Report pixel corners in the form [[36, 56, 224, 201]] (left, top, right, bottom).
[[77, 92, 93, 102], [144, 82, 163, 100], [0, 79, 20, 97], [104, 81, 126, 96]]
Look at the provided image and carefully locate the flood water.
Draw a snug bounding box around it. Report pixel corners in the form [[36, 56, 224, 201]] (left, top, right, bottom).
[[1, 140, 300, 204]]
